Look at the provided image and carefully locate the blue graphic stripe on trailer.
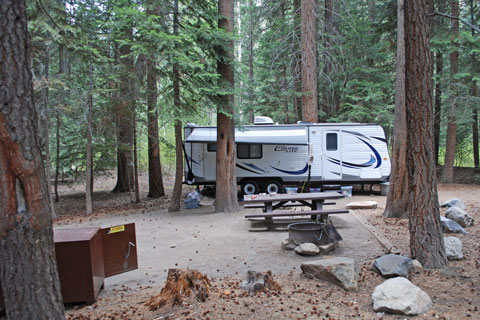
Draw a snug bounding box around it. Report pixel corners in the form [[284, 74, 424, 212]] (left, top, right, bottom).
[[271, 163, 309, 175], [327, 155, 376, 168], [243, 162, 265, 173], [357, 138, 382, 168], [236, 163, 262, 175]]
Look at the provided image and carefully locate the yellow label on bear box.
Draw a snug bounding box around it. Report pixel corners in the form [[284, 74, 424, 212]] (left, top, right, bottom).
[[108, 225, 125, 234]]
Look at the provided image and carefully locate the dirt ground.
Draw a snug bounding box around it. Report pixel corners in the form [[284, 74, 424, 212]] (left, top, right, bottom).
[[44, 173, 480, 319]]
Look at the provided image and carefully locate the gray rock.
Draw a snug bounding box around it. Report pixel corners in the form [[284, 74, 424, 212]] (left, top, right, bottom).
[[345, 201, 377, 210], [373, 254, 413, 278], [281, 237, 297, 251], [440, 198, 466, 210], [295, 243, 320, 256], [440, 216, 467, 234], [372, 277, 432, 316], [318, 242, 338, 254], [301, 257, 359, 291], [445, 207, 474, 227], [444, 236, 463, 260]]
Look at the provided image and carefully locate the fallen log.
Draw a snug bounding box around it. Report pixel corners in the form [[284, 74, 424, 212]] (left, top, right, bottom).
[[145, 268, 211, 310]]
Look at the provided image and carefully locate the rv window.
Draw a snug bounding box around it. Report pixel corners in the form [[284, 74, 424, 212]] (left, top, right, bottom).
[[237, 144, 262, 159], [326, 133, 337, 151], [207, 143, 217, 152]]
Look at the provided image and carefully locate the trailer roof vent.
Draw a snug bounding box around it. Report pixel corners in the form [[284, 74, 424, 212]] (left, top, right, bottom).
[[254, 116, 274, 125]]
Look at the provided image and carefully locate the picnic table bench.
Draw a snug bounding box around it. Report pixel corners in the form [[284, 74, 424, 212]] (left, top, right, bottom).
[[243, 192, 348, 230]]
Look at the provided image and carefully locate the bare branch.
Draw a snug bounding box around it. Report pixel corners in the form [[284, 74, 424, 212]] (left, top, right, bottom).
[[433, 11, 480, 33]]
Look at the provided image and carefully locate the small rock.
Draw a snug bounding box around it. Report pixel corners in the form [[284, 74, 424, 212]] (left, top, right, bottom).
[[444, 236, 463, 260], [295, 243, 320, 256], [412, 259, 422, 270], [345, 201, 377, 210], [445, 207, 474, 227], [440, 216, 467, 234], [373, 254, 412, 278], [440, 198, 466, 209], [301, 257, 359, 291], [318, 242, 338, 254], [372, 277, 431, 316], [169, 243, 177, 248], [281, 237, 297, 251]]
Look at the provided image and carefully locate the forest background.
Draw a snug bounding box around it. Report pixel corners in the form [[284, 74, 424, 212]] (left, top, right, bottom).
[[28, 0, 480, 201]]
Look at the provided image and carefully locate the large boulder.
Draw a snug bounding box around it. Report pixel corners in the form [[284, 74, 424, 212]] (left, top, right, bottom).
[[295, 243, 320, 256], [345, 201, 377, 210], [440, 216, 467, 234], [444, 236, 463, 260], [445, 207, 474, 228], [301, 257, 359, 291], [373, 254, 412, 278], [440, 198, 466, 210], [372, 277, 432, 316]]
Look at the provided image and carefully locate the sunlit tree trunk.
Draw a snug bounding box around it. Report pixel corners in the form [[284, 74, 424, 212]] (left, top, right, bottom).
[[404, 0, 447, 268], [301, 0, 318, 123], [470, 0, 479, 172], [384, 0, 408, 219], [0, 1, 65, 317], [216, 0, 239, 213], [441, 0, 459, 183]]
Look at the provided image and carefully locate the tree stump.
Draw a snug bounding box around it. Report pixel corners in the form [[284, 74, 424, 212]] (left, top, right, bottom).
[[240, 270, 282, 294], [145, 269, 210, 310]]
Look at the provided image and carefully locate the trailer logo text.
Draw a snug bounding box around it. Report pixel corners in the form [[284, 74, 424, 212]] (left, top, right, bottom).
[[274, 146, 298, 153]]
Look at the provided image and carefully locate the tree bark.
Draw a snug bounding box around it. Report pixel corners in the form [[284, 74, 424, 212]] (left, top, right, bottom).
[[86, 57, 93, 215], [383, 0, 408, 219], [169, 0, 183, 212], [0, 1, 65, 317], [112, 25, 135, 193], [441, 0, 459, 183], [247, 0, 255, 124], [404, 0, 447, 268], [292, 0, 302, 123], [133, 113, 140, 203], [146, 0, 165, 198], [301, 0, 318, 123], [434, 52, 443, 165], [169, 120, 184, 212], [322, 0, 333, 120], [41, 44, 57, 219], [216, 0, 239, 213], [470, 0, 479, 172]]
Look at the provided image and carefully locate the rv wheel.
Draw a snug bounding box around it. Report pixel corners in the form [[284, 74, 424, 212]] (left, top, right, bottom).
[[266, 180, 283, 194], [241, 180, 259, 195]]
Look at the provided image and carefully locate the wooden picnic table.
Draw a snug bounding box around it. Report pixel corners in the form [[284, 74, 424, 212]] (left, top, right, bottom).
[[244, 192, 348, 229]]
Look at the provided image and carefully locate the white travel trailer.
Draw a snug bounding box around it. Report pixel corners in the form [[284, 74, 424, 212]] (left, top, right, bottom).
[[183, 117, 391, 195]]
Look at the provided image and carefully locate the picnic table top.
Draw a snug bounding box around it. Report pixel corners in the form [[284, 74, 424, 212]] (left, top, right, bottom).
[[243, 192, 345, 204]]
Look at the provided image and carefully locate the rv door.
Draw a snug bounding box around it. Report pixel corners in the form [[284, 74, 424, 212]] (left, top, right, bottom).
[[323, 130, 342, 181]]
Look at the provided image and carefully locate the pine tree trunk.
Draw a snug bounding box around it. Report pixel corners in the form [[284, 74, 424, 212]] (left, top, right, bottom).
[[86, 58, 93, 215], [216, 0, 239, 213], [133, 113, 140, 203], [434, 52, 443, 165], [404, 0, 447, 268], [41, 44, 57, 219], [112, 26, 134, 193], [248, 0, 255, 124], [293, 0, 302, 123], [441, 0, 459, 183], [0, 1, 65, 317], [301, 0, 318, 123], [322, 0, 333, 120], [168, 120, 183, 212], [384, 0, 408, 219], [470, 0, 479, 172], [146, 0, 165, 198]]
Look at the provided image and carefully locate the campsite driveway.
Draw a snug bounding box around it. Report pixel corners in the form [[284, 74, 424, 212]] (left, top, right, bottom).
[[55, 194, 387, 289]]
